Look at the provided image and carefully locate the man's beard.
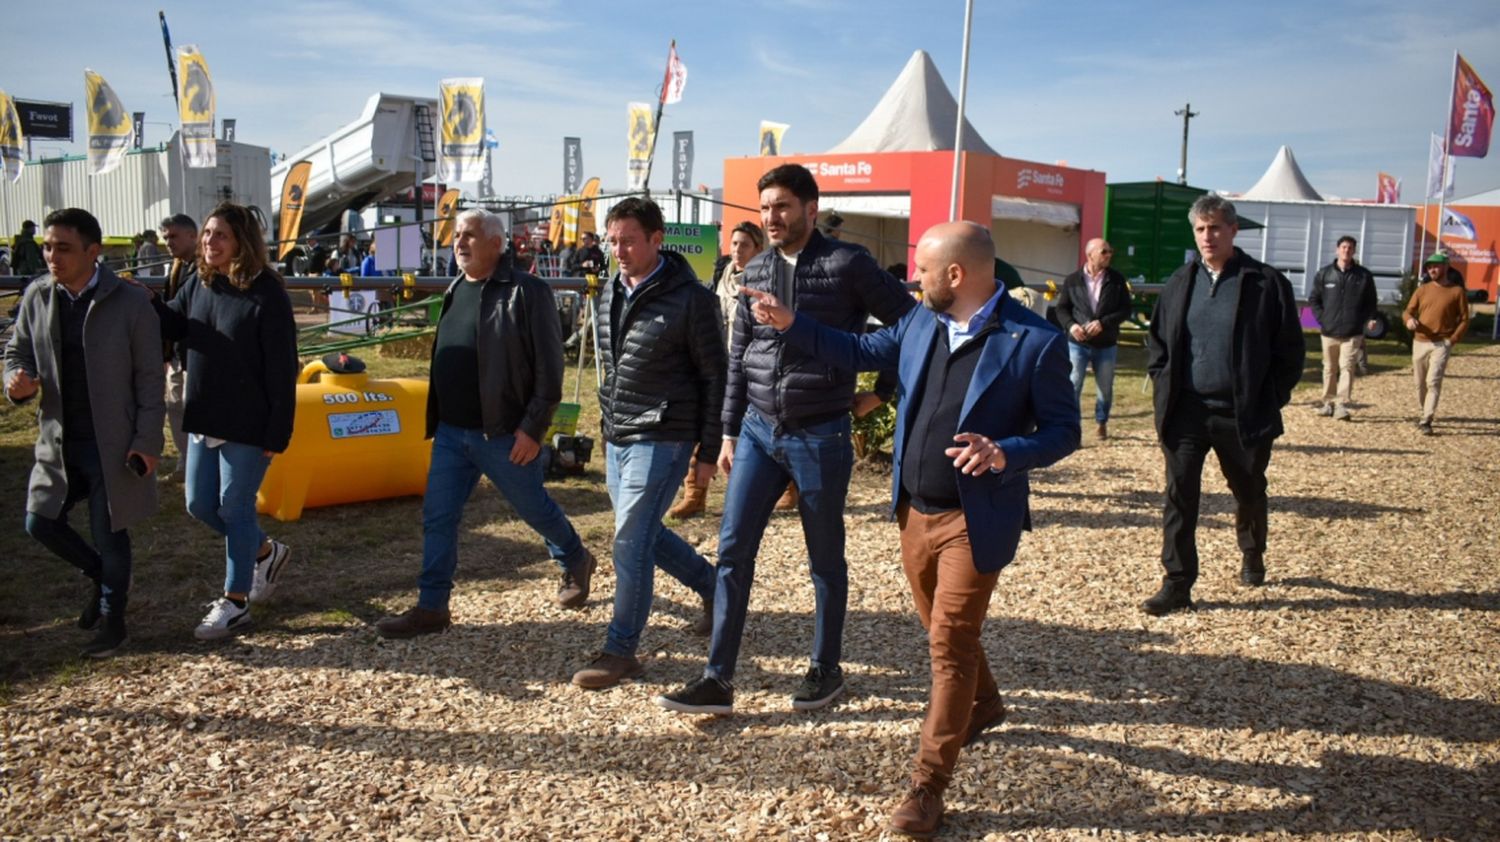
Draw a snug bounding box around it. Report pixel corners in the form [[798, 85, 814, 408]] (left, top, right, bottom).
[[922, 283, 956, 314]]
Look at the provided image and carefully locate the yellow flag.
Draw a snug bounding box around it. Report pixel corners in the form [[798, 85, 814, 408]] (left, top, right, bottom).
[[435, 188, 462, 247], [276, 161, 312, 260], [176, 45, 216, 168], [439, 78, 485, 182], [759, 121, 789, 157], [84, 69, 132, 176], [578, 177, 601, 241], [627, 102, 653, 190], [0, 90, 22, 184]]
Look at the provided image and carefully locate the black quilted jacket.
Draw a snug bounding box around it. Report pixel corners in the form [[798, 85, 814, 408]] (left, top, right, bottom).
[[597, 250, 726, 456], [723, 230, 914, 435]]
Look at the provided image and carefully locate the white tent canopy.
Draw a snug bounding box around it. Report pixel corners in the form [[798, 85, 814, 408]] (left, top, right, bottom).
[[827, 49, 999, 156], [1240, 145, 1324, 201]]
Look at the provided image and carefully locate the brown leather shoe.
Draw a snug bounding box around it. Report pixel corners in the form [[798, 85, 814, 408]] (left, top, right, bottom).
[[964, 696, 1007, 745], [375, 606, 451, 639], [572, 651, 645, 689], [558, 550, 598, 609], [1096, 421, 1109, 440], [667, 479, 707, 520], [775, 483, 798, 511], [889, 782, 943, 838]]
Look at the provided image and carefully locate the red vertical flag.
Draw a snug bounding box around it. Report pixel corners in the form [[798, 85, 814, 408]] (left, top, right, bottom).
[[1376, 172, 1400, 203], [1448, 53, 1494, 158]]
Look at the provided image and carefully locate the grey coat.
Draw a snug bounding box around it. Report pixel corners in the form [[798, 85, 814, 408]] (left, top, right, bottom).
[[4, 266, 165, 531]]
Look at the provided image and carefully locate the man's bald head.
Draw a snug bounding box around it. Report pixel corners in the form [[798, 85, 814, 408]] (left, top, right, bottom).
[[914, 221, 998, 317], [1084, 237, 1113, 272]]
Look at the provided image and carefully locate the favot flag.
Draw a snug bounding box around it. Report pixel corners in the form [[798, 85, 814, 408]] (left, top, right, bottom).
[[759, 121, 789, 157], [627, 102, 653, 190], [662, 42, 687, 105], [0, 90, 23, 183], [176, 45, 216, 168], [1376, 172, 1400, 204], [1448, 54, 1494, 158], [84, 70, 132, 176], [276, 160, 312, 260], [439, 78, 486, 182]]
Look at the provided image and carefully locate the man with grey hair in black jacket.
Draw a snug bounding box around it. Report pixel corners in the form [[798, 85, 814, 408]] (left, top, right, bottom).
[[1143, 195, 1304, 615], [376, 208, 595, 639]]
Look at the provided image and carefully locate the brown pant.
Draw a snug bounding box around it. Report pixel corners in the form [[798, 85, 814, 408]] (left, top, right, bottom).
[[898, 504, 1001, 792]]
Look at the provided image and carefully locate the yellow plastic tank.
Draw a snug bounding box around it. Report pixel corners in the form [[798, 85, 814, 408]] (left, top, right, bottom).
[[257, 354, 432, 521]]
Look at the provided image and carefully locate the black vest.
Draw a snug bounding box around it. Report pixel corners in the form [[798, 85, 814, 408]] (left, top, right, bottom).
[[901, 324, 995, 513]]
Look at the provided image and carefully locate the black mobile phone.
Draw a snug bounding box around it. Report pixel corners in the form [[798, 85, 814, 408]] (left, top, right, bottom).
[[127, 454, 148, 477]]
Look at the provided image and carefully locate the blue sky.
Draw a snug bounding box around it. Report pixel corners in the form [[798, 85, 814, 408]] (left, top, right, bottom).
[[4, 0, 1500, 202]]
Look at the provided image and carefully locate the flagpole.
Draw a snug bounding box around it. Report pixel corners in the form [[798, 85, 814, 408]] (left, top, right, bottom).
[[1433, 50, 1461, 264], [640, 39, 674, 196], [949, 0, 974, 221], [159, 10, 187, 215]]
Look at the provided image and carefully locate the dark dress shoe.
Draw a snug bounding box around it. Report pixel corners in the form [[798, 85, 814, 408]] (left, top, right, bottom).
[[375, 606, 452, 639], [1240, 553, 1266, 586], [1141, 582, 1193, 616], [964, 696, 1007, 745]]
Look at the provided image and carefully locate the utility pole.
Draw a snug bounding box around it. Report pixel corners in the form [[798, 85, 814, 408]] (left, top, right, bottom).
[[1174, 102, 1199, 185]]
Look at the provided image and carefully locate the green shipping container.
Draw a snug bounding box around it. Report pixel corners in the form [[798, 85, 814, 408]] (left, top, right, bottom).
[[1103, 182, 1208, 286]]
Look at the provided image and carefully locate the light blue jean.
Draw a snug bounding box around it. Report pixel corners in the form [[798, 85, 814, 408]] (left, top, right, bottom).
[[1067, 341, 1118, 424], [185, 437, 270, 596], [417, 422, 586, 611], [603, 440, 717, 658]]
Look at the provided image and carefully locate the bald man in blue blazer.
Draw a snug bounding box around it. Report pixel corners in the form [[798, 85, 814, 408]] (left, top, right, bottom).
[[743, 221, 1080, 837]]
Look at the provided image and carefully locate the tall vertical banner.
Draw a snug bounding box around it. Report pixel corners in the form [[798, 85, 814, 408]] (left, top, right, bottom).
[[435, 188, 462, 248], [672, 131, 694, 192], [176, 45, 216, 168], [438, 77, 486, 182], [563, 136, 582, 194], [661, 43, 687, 105], [0, 90, 26, 183], [759, 121, 789, 157], [221, 118, 236, 141], [1448, 54, 1494, 159], [276, 160, 312, 260], [578, 176, 602, 240], [627, 102, 653, 190], [1376, 172, 1400, 204], [1427, 133, 1455, 199], [84, 70, 132, 176], [132, 111, 145, 149]]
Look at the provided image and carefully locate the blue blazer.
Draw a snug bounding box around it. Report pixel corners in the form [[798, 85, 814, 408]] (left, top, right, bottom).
[[782, 294, 1080, 572]]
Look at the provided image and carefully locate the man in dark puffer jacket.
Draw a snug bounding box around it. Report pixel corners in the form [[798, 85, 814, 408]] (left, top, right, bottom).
[[571, 197, 727, 691], [658, 164, 915, 715]]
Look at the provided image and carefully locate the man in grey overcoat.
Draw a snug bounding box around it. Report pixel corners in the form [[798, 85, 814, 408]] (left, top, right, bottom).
[[4, 208, 164, 658]]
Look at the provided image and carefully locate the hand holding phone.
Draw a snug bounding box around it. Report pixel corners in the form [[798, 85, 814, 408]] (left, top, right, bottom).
[[127, 453, 149, 477]]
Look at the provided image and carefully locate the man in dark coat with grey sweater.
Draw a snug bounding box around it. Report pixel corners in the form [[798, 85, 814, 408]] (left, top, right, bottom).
[[4, 208, 165, 657]]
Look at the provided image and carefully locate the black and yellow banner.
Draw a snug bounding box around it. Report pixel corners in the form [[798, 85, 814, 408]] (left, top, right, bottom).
[[435, 188, 462, 248], [0, 90, 22, 184], [176, 45, 216, 168], [439, 78, 485, 182], [627, 102, 653, 190], [276, 160, 312, 260], [84, 70, 132, 176], [759, 121, 789, 157]]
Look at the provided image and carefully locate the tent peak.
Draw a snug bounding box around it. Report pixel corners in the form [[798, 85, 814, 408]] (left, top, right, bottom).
[[1240, 145, 1324, 202], [827, 49, 998, 156]]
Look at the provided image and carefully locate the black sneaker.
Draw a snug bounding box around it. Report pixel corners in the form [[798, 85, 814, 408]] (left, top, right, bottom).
[[1142, 582, 1193, 616], [78, 581, 103, 630], [656, 676, 734, 714], [791, 664, 844, 711], [81, 615, 127, 659]]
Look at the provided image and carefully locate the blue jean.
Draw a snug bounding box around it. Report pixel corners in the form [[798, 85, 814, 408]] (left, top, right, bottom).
[[707, 408, 852, 682], [185, 437, 271, 596], [24, 439, 132, 616], [1068, 341, 1118, 424], [418, 422, 586, 611], [603, 439, 717, 658]]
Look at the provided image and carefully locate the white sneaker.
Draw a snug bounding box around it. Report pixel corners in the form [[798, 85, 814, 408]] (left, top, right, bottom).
[[194, 597, 252, 641], [249, 539, 292, 603]]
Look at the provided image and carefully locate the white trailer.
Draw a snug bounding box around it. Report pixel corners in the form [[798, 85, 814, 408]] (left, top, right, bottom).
[[1229, 199, 1417, 304], [0, 135, 272, 240]]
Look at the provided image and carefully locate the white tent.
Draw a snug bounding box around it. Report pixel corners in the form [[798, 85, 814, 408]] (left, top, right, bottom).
[[1240, 145, 1324, 201], [828, 50, 998, 156]]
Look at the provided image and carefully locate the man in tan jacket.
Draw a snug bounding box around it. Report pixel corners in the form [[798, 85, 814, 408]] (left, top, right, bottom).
[[1404, 252, 1471, 435]]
